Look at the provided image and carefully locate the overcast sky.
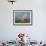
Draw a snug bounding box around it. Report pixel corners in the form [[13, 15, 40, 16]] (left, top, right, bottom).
[[15, 12, 30, 20]]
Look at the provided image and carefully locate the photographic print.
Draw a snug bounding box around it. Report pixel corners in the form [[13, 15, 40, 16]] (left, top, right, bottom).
[[13, 10, 32, 25]]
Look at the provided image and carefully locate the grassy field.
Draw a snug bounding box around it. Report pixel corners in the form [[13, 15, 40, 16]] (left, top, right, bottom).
[[15, 19, 30, 23]]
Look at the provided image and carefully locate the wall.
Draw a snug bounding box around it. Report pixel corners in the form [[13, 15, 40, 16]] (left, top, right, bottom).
[[0, 0, 46, 42]]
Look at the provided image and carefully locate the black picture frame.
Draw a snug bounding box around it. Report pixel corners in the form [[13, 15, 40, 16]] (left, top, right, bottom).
[[13, 10, 33, 26]]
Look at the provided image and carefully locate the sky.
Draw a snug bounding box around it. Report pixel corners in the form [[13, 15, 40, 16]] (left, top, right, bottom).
[[15, 12, 30, 20]]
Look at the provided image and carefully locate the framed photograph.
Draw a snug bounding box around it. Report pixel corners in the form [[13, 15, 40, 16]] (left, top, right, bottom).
[[13, 10, 33, 25]]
